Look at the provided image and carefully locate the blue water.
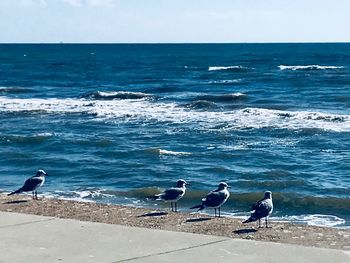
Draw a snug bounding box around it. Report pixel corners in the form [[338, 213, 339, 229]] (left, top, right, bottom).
[[0, 43, 350, 227]]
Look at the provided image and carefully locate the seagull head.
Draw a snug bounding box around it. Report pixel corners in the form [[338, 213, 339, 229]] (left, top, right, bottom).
[[218, 182, 231, 190], [264, 191, 272, 199], [176, 179, 190, 188], [36, 170, 49, 176]]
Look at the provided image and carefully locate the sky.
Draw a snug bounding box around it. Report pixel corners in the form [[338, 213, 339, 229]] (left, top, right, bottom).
[[0, 0, 349, 43]]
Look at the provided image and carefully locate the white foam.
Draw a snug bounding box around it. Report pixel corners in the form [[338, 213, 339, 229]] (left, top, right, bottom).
[[275, 214, 346, 227], [231, 92, 246, 97], [95, 91, 151, 99], [1, 97, 350, 132], [208, 66, 245, 71], [209, 79, 242, 84], [45, 189, 116, 203], [225, 212, 346, 228], [279, 65, 344, 71], [35, 132, 54, 137], [158, 149, 191, 156]]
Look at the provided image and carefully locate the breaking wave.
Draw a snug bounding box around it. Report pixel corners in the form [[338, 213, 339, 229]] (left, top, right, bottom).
[[1, 97, 350, 132], [279, 65, 344, 71], [85, 91, 154, 100], [185, 100, 218, 110], [146, 148, 191, 156], [208, 79, 242, 84], [194, 93, 247, 103], [208, 66, 248, 71]]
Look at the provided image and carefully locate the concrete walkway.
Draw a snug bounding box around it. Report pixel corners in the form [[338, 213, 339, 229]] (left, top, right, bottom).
[[0, 212, 349, 263]]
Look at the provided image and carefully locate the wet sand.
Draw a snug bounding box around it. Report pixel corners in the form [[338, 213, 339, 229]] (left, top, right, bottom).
[[1, 193, 349, 250]]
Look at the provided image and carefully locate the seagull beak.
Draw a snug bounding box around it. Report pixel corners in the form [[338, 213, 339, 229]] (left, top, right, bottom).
[[227, 185, 231, 189], [186, 183, 190, 186]]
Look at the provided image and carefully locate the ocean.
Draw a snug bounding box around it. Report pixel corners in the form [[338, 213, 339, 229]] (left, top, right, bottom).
[[0, 43, 349, 227]]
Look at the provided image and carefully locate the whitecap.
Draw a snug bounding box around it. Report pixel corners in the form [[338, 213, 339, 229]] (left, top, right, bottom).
[[158, 149, 191, 156], [279, 65, 344, 71], [208, 66, 246, 71], [1, 97, 350, 132], [35, 132, 54, 137], [209, 79, 242, 84], [88, 91, 153, 100]]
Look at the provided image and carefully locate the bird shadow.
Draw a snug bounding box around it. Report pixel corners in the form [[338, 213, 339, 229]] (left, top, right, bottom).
[[233, 228, 258, 235], [186, 217, 212, 223], [3, 200, 29, 205], [138, 211, 168, 217]]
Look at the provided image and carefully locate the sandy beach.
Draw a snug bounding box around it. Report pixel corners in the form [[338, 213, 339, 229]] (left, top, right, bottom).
[[0, 193, 349, 251]]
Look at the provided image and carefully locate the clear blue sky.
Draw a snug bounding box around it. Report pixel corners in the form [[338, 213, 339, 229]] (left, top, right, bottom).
[[1, 0, 349, 43]]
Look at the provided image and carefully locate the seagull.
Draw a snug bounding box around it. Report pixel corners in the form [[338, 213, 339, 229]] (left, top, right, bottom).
[[190, 182, 231, 217], [243, 191, 273, 228], [8, 170, 49, 200], [148, 179, 190, 212]]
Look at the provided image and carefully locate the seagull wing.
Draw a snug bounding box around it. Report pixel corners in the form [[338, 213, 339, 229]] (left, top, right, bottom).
[[203, 191, 224, 207], [20, 177, 43, 192], [161, 188, 184, 201], [251, 199, 271, 219], [250, 197, 265, 211]]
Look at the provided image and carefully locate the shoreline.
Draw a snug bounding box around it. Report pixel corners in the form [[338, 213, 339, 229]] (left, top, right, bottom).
[[0, 193, 349, 250]]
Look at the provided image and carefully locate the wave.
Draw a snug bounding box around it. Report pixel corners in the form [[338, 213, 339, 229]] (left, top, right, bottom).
[[185, 100, 218, 110], [208, 66, 248, 72], [228, 212, 346, 228], [0, 87, 37, 94], [146, 148, 191, 156], [1, 97, 350, 132], [194, 93, 247, 103], [85, 91, 154, 100], [279, 65, 344, 71], [208, 79, 242, 84], [0, 133, 54, 144], [275, 214, 346, 227], [105, 189, 350, 211]]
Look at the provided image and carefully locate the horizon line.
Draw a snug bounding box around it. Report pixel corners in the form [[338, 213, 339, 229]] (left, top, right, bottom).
[[0, 41, 350, 45]]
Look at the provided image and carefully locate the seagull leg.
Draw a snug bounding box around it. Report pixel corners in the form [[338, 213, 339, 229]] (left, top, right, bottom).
[[32, 191, 35, 200], [214, 208, 217, 217], [35, 191, 38, 200], [218, 207, 221, 218], [175, 202, 177, 212], [258, 219, 261, 228]]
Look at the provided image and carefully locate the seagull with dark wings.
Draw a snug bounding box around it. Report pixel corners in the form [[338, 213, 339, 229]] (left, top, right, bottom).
[[149, 179, 190, 212], [191, 182, 231, 217], [243, 191, 273, 228], [8, 170, 49, 200]]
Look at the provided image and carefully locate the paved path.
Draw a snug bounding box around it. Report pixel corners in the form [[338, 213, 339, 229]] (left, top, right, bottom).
[[0, 212, 349, 263]]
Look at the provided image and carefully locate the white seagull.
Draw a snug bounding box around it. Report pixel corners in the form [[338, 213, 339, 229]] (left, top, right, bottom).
[[8, 170, 49, 200], [149, 179, 190, 212], [191, 182, 231, 217], [243, 191, 273, 228]]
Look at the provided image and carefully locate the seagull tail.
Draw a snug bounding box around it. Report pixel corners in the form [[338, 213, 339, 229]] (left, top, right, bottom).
[[242, 218, 252, 224], [243, 216, 257, 224], [8, 188, 22, 196], [190, 204, 204, 211]]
